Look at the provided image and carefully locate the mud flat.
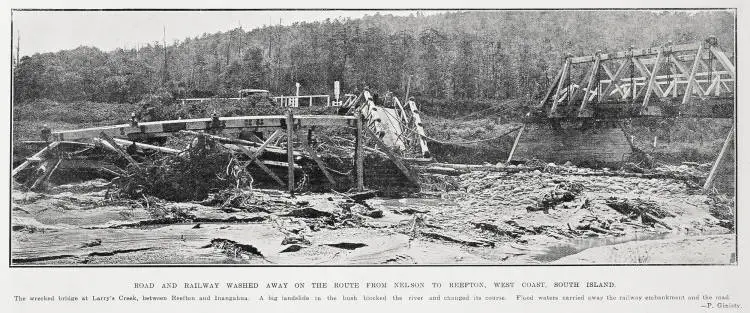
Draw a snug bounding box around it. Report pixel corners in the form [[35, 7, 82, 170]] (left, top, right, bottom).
[[552, 234, 736, 264], [11, 165, 734, 265]]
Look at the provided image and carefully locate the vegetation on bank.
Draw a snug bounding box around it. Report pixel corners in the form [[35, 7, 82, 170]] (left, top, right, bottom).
[[13, 10, 733, 108]]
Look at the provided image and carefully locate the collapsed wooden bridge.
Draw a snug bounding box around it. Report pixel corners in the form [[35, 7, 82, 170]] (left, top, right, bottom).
[[13, 92, 430, 195]]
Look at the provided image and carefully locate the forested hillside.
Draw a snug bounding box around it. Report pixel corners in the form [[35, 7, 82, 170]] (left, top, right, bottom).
[[13, 10, 734, 107]]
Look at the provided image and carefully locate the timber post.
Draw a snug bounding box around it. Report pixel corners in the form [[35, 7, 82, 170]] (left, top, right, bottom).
[[286, 110, 295, 196], [703, 123, 734, 191]]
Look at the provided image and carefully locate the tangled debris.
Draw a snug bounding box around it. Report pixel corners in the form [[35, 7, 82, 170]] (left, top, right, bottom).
[[527, 181, 585, 212], [114, 135, 253, 202], [604, 197, 674, 229]]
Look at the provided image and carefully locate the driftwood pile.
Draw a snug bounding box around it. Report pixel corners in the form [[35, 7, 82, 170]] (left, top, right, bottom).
[[114, 135, 254, 201], [604, 197, 675, 229]]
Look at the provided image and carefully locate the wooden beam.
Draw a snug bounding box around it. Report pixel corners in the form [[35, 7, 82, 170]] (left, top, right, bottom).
[[631, 58, 661, 99], [407, 99, 430, 157], [550, 58, 571, 114], [642, 50, 664, 107], [363, 125, 419, 187], [111, 138, 180, 154], [682, 43, 704, 105], [179, 129, 299, 157], [538, 66, 564, 108], [229, 144, 286, 187], [601, 60, 628, 99], [99, 132, 141, 170], [570, 42, 699, 63], [506, 124, 525, 164], [703, 124, 734, 191], [301, 136, 336, 186], [286, 110, 295, 195], [51, 114, 357, 141], [709, 46, 736, 80], [249, 129, 284, 160], [579, 54, 600, 116], [30, 159, 61, 190], [12, 141, 60, 177], [261, 160, 302, 170], [355, 114, 365, 191], [56, 159, 125, 175]]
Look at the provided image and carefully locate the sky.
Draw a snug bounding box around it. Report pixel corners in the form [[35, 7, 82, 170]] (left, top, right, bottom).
[[11, 10, 435, 56]]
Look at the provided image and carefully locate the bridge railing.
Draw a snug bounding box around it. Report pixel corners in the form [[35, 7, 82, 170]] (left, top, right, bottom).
[[272, 95, 331, 107]]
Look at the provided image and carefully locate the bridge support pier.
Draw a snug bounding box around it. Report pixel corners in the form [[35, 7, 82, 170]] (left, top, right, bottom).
[[510, 121, 633, 167]]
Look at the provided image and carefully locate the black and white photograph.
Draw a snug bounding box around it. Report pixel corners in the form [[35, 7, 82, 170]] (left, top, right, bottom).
[[10, 8, 736, 266]]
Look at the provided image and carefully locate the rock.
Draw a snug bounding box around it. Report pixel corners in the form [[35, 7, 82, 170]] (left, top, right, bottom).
[[367, 210, 384, 218]]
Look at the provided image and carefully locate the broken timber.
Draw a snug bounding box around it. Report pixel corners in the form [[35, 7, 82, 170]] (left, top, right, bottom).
[[21, 105, 422, 195]]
